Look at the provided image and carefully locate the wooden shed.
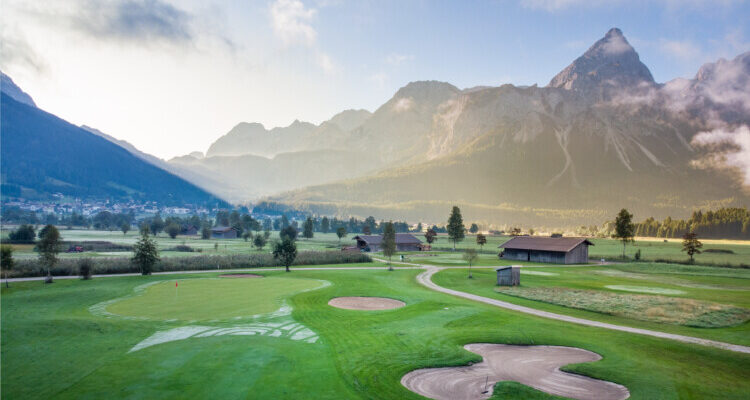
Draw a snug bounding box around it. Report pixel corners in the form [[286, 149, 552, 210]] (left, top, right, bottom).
[[496, 266, 521, 286], [498, 237, 593, 264]]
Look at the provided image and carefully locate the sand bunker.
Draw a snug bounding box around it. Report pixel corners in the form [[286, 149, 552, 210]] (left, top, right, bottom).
[[402, 344, 629, 400], [521, 270, 559, 276], [220, 273, 263, 278], [328, 297, 405, 310]]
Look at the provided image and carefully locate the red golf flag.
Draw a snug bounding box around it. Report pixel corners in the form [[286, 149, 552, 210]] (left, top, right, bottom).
[[176, 282, 178, 287]]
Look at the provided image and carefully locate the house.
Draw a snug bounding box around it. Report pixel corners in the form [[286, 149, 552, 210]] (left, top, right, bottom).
[[182, 225, 198, 236], [498, 236, 593, 264], [211, 226, 237, 239], [496, 266, 520, 286], [353, 233, 423, 252]]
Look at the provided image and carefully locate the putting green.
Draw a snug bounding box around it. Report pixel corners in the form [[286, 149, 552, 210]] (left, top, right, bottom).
[[106, 276, 324, 321]]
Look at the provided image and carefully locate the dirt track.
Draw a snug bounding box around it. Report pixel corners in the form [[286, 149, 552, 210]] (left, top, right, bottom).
[[328, 296, 405, 310], [401, 344, 630, 400]]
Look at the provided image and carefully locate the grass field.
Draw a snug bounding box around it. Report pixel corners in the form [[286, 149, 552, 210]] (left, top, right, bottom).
[[4, 229, 749, 267], [3, 263, 750, 399], [433, 263, 750, 346]]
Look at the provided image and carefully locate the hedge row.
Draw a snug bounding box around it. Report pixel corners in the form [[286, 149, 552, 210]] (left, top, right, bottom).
[[8, 251, 372, 278]]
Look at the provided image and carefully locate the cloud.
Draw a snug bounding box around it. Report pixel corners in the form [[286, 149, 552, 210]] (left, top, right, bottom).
[[316, 52, 337, 74], [659, 39, 701, 61], [385, 53, 414, 66], [270, 0, 317, 46], [521, 0, 743, 12], [691, 125, 750, 187], [0, 28, 47, 73], [601, 34, 632, 55], [369, 72, 388, 89], [70, 0, 193, 43]]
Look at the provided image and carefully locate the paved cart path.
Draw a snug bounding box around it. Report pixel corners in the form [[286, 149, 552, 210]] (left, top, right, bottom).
[[374, 258, 750, 355], [7, 259, 750, 354]]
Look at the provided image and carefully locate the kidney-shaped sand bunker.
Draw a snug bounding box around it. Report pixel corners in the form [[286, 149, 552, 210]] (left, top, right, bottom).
[[328, 297, 405, 310], [402, 343, 629, 400]]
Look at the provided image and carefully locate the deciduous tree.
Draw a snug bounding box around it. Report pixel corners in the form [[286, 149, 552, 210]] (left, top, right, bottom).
[[2, 245, 14, 288], [382, 221, 396, 271], [463, 248, 478, 278], [424, 229, 437, 244], [476, 233, 487, 250], [273, 238, 297, 272], [613, 208, 635, 258], [682, 231, 703, 262], [336, 227, 347, 244], [37, 224, 61, 283]]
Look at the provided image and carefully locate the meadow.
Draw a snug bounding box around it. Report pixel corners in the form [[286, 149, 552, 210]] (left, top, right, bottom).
[[5, 229, 749, 268], [2, 265, 750, 399]]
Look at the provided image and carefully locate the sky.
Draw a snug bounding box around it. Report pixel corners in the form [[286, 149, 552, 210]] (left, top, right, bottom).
[[2, 0, 749, 159]]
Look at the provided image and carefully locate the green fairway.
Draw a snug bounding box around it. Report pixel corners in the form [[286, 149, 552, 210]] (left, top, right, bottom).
[[3, 264, 750, 399], [106, 276, 325, 321], [433, 263, 750, 346]]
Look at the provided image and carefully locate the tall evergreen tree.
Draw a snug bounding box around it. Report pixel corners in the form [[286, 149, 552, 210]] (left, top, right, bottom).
[[132, 229, 159, 275], [321, 217, 330, 234], [447, 206, 466, 250], [303, 217, 314, 239]]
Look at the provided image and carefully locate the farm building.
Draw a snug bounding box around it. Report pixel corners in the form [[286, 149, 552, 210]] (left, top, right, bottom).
[[182, 225, 198, 236], [496, 266, 521, 286], [353, 233, 422, 252], [211, 226, 237, 239], [498, 237, 593, 264]]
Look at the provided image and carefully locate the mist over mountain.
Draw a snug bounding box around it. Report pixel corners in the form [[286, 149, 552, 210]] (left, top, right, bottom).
[[0, 86, 226, 206], [260, 28, 750, 227]]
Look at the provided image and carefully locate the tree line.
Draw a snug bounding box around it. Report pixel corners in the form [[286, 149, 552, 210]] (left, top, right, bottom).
[[633, 207, 750, 240]]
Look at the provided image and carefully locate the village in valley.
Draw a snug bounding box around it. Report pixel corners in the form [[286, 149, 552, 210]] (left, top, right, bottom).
[[2, 2, 750, 400]]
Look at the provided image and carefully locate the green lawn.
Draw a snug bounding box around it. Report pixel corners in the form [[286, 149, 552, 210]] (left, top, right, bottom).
[[433, 263, 750, 346], [3, 263, 750, 399], [5, 228, 749, 267], [106, 276, 325, 321]]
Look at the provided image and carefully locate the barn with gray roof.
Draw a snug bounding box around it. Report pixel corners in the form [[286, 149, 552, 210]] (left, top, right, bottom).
[[353, 233, 422, 252], [498, 237, 593, 264]]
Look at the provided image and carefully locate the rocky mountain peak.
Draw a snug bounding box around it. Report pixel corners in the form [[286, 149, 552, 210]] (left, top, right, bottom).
[[1, 72, 36, 107], [548, 28, 655, 93]]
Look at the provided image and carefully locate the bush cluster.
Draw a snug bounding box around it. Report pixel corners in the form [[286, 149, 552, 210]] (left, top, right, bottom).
[[8, 251, 372, 278]]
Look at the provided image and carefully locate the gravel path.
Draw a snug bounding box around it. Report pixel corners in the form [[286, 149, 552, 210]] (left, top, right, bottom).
[[411, 264, 750, 355]]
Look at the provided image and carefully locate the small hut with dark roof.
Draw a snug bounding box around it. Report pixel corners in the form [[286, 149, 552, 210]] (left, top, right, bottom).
[[499, 237, 593, 264], [353, 233, 422, 252]]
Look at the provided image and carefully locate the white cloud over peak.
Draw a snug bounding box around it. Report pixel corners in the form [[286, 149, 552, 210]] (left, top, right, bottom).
[[270, 0, 317, 46]]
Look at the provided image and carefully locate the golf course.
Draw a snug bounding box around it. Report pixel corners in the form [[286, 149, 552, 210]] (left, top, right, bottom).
[[3, 247, 750, 399]]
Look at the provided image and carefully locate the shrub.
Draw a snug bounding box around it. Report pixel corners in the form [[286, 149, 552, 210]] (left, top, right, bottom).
[[78, 258, 93, 280], [634, 249, 641, 260], [8, 251, 372, 278], [704, 249, 734, 254], [165, 245, 195, 252]]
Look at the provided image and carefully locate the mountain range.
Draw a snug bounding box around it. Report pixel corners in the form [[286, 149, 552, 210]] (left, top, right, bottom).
[[0, 73, 227, 207], [3, 28, 748, 227]]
